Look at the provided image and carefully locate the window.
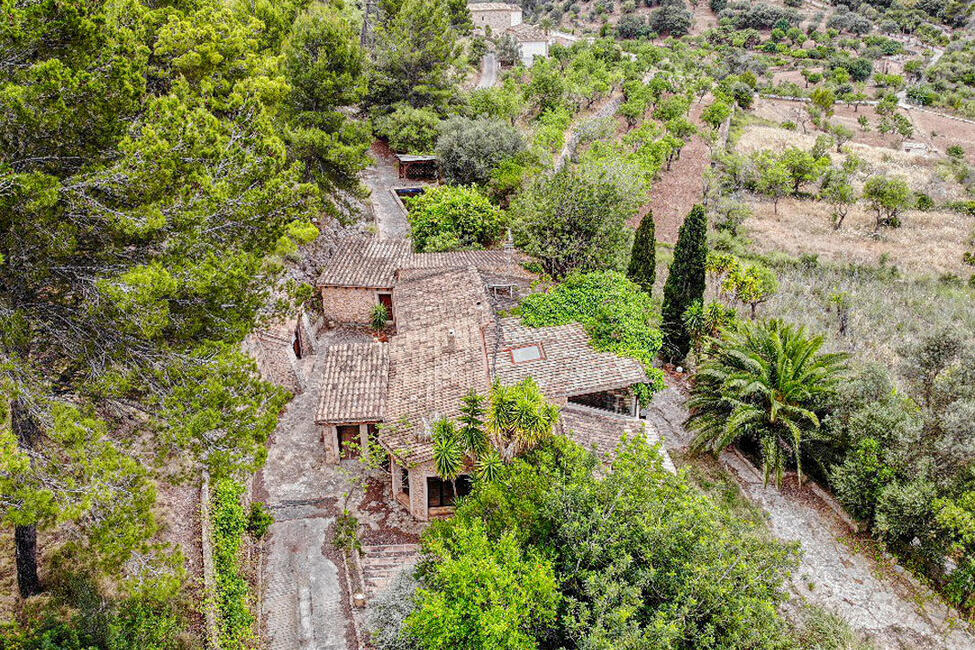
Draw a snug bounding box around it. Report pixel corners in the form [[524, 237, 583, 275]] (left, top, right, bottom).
[[427, 475, 472, 508], [400, 467, 410, 495], [509, 344, 543, 363]]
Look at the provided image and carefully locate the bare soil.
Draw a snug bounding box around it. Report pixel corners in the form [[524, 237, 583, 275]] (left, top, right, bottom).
[[751, 98, 975, 161], [637, 98, 715, 243]]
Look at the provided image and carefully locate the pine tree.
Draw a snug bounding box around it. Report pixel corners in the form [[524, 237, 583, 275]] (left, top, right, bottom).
[[1, 0, 312, 598], [627, 212, 657, 294], [661, 204, 708, 363]]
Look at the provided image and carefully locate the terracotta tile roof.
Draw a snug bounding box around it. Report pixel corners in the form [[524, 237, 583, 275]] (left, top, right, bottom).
[[394, 267, 494, 333], [316, 237, 532, 289], [316, 343, 389, 423], [381, 268, 494, 464], [507, 23, 549, 42], [317, 238, 412, 288], [468, 2, 522, 11], [559, 403, 676, 473], [488, 318, 649, 399]]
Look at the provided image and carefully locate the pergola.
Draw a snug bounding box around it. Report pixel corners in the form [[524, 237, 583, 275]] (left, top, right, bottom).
[[394, 153, 439, 180]]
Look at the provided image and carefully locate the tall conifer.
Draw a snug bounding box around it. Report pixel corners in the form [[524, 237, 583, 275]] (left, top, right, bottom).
[[627, 212, 657, 294], [661, 204, 708, 363]]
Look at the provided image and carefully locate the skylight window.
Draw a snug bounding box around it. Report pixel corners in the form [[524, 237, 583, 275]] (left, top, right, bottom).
[[510, 344, 543, 363]]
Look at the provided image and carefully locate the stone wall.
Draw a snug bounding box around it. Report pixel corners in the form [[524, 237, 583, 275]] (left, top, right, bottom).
[[321, 287, 384, 326], [471, 8, 521, 34]]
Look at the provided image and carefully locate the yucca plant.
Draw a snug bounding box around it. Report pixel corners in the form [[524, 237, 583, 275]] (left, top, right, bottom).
[[486, 378, 560, 462], [687, 319, 848, 486], [432, 419, 463, 501]]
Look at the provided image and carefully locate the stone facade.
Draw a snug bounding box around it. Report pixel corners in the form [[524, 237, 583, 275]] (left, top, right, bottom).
[[321, 422, 376, 464], [469, 2, 522, 35], [321, 286, 389, 326], [388, 457, 473, 521]]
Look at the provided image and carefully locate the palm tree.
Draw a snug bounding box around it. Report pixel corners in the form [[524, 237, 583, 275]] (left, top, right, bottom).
[[432, 418, 463, 503], [486, 378, 560, 462], [687, 319, 848, 486]]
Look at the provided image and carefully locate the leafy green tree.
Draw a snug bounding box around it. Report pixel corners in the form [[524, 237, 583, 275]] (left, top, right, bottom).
[[729, 263, 780, 318], [701, 100, 732, 130], [661, 205, 708, 363], [405, 185, 507, 252], [1, 0, 310, 598], [468, 81, 526, 125], [512, 161, 644, 279], [375, 104, 443, 153], [496, 33, 523, 67], [863, 175, 912, 230], [810, 85, 836, 116], [281, 3, 372, 219], [368, 0, 462, 114], [688, 319, 849, 485], [627, 213, 657, 294], [399, 435, 800, 649], [404, 519, 560, 648], [436, 116, 525, 186], [756, 159, 792, 214], [781, 147, 828, 194], [820, 166, 857, 229]]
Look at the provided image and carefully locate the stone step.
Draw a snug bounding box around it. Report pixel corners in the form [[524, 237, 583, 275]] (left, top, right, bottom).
[[362, 543, 420, 555]]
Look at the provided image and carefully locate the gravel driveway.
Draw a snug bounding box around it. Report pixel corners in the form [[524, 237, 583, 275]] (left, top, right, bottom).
[[646, 386, 975, 650]]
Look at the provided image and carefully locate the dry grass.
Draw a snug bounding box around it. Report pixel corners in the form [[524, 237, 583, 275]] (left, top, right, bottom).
[[755, 259, 975, 374], [0, 528, 15, 621], [733, 123, 973, 276], [736, 124, 968, 200], [744, 198, 972, 276]]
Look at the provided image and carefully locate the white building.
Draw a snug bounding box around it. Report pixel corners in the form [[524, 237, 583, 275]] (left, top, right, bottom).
[[508, 23, 550, 65]]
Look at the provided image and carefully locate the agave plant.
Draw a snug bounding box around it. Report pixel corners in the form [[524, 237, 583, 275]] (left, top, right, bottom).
[[687, 319, 848, 486]]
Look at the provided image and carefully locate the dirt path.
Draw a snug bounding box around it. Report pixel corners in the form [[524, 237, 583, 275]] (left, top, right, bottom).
[[476, 52, 498, 89], [646, 384, 975, 650], [362, 141, 411, 240], [258, 330, 375, 650], [635, 99, 715, 243]]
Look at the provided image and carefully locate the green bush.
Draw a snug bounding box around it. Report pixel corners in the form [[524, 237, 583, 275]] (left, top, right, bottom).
[[371, 303, 390, 330], [211, 479, 255, 647], [405, 185, 507, 253], [246, 502, 274, 539]]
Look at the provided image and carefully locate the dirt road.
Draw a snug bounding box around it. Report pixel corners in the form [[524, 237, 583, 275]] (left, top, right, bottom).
[[646, 385, 975, 650]]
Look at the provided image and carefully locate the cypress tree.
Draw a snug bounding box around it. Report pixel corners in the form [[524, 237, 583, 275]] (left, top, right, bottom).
[[661, 204, 708, 363], [627, 211, 656, 294]]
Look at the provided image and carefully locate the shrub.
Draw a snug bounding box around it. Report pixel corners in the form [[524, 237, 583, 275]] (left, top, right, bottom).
[[914, 192, 934, 211], [211, 479, 255, 647], [405, 184, 506, 252], [518, 271, 665, 391], [436, 116, 525, 186], [246, 502, 274, 539], [371, 303, 390, 330]]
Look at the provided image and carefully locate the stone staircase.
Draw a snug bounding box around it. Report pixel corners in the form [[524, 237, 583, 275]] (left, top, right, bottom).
[[360, 543, 420, 598]]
